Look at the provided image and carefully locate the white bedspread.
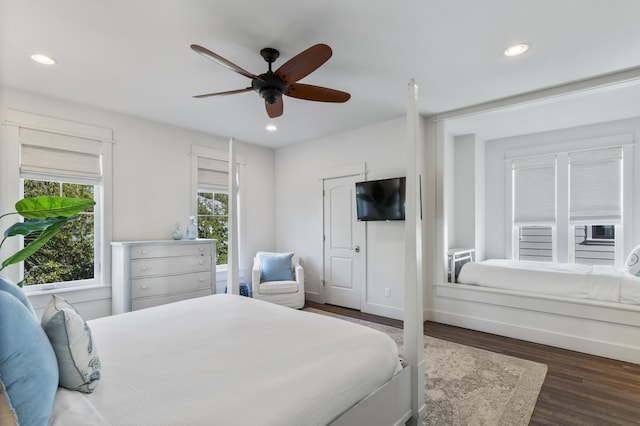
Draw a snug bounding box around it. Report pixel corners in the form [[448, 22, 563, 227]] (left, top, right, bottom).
[[49, 295, 400, 426], [457, 259, 640, 305]]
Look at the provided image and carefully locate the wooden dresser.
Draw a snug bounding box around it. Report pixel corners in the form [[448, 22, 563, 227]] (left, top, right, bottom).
[[111, 239, 216, 314]]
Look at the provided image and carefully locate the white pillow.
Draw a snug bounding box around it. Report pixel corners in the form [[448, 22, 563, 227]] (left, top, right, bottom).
[[41, 296, 101, 393], [625, 245, 640, 276]]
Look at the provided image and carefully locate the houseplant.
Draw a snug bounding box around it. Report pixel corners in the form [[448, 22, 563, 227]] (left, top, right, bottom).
[[0, 196, 96, 286]]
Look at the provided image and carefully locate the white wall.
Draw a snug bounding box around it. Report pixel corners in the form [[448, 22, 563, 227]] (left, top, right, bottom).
[[483, 117, 640, 259], [0, 87, 276, 319], [274, 117, 408, 319]]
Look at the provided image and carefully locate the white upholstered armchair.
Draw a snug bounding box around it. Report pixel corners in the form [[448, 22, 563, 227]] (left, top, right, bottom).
[[252, 252, 304, 309]]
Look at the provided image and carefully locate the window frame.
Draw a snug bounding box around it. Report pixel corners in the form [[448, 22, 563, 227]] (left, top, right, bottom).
[[196, 187, 229, 266], [19, 176, 103, 290], [505, 133, 634, 268], [1, 109, 113, 292], [190, 145, 244, 274]]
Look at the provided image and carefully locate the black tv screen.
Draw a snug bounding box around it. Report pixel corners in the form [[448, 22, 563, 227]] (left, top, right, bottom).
[[355, 177, 406, 221]]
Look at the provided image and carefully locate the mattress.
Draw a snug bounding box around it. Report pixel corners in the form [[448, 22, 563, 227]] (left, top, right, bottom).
[[48, 294, 401, 426], [457, 259, 640, 305]]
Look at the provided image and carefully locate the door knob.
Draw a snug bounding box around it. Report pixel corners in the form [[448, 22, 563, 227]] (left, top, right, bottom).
[[354, 245, 360, 253]]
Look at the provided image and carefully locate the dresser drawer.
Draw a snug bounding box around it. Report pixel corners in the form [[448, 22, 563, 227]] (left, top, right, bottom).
[[130, 243, 211, 259], [131, 255, 211, 278], [131, 271, 212, 299], [132, 289, 212, 311]]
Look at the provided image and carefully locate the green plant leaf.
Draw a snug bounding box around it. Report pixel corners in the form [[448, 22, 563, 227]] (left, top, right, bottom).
[[15, 196, 95, 219], [1, 220, 67, 269], [4, 216, 78, 238]]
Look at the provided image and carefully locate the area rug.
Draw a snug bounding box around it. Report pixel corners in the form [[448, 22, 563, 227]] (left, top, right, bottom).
[[305, 308, 547, 426]]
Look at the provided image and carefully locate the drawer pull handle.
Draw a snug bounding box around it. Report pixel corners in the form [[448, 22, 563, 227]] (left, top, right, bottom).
[[199, 261, 204, 265], [199, 247, 204, 252], [141, 266, 148, 271], [141, 285, 148, 290], [141, 249, 148, 255], [199, 278, 204, 283]]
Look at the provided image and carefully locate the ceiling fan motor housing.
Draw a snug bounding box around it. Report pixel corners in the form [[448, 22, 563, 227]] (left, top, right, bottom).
[[252, 72, 289, 104]]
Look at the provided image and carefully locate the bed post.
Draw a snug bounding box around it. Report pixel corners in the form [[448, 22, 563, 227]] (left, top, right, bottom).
[[404, 79, 426, 424], [227, 137, 239, 295]]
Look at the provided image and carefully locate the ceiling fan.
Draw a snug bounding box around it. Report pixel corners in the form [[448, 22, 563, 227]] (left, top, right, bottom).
[[190, 43, 350, 118]]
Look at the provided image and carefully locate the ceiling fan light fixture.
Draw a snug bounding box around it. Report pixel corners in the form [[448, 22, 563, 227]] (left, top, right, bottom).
[[504, 43, 530, 57], [259, 87, 282, 104], [265, 124, 278, 132], [31, 53, 56, 65]]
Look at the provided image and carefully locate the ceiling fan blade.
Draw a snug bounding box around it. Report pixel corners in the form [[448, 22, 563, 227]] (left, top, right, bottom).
[[193, 87, 253, 98], [191, 44, 262, 81], [285, 83, 351, 103], [274, 44, 332, 85], [266, 97, 283, 118]]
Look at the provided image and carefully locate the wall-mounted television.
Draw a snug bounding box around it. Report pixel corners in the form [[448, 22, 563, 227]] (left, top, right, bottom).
[[355, 177, 406, 221]]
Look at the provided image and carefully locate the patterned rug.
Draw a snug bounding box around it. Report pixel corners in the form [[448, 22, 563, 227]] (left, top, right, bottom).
[[305, 308, 547, 426]]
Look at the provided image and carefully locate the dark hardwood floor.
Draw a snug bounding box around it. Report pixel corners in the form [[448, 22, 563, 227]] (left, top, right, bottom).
[[306, 301, 640, 425]]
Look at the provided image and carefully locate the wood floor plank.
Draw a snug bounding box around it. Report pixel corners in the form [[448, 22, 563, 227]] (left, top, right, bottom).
[[306, 302, 640, 425]]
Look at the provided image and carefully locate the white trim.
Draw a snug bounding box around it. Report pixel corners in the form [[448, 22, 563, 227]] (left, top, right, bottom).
[[432, 283, 640, 363], [5, 109, 113, 142], [504, 133, 633, 160], [190, 144, 245, 165], [433, 66, 640, 123], [319, 162, 367, 180]]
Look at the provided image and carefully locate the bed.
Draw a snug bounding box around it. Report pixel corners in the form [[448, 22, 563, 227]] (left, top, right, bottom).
[[45, 294, 410, 426], [457, 259, 640, 305], [431, 258, 640, 364]]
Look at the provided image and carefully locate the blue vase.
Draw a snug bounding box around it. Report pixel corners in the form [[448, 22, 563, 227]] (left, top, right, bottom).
[[186, 217, 197, 240]]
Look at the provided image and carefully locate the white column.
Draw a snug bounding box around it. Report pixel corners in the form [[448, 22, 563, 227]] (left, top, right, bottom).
[[227, 137, 239, 295], [404, 79, 426, 424]]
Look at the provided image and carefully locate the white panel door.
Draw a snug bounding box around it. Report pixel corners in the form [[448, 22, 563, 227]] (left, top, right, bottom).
[[323, 174, 365, 309]]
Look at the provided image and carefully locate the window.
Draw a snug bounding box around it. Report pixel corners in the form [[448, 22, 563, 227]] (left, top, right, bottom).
[[191, 145, 242, 269], [22, 179, 98, 286], [2, 111, 112, 290], [517, 226, 553, 262], [197, 190, 228, 265], [511, 146, 624, 266], [512, 156, 556, 262], [573, 224, 616, 265]]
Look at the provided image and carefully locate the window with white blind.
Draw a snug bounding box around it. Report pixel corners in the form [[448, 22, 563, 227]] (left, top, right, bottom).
[[511, 145, 626, 266], [4, 110, 112, 290], [191, 146, 241, 268]]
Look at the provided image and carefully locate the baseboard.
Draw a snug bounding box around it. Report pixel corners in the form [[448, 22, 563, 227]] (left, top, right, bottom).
[[429, 309, 640, 364]]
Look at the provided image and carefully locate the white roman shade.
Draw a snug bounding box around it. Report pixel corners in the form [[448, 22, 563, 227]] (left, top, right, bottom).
[[512, 155, 556, 225], [198, 157, 228, 189], [569, 147, 622, 225], [19, 128, 102, 181]]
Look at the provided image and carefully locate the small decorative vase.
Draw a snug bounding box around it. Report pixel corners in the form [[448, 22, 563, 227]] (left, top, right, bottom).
[[186, 217, 197, 240], [172, 223, 183, 240]]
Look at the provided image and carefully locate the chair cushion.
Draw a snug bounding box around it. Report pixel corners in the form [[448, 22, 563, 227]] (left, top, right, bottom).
[[0, 275, 37, 320], [259, 280, 299, 295], [260, 253, 294, 282], [0, 291, 59, 426], [41, 295, 101, 393]]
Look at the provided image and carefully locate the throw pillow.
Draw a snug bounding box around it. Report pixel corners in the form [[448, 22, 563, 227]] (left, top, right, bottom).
[[260, 253, 294, 282], [0, 275, 37, 319], [625, 245, 640, 276], [0, 291, 59, 426], [41, 295, 101, 393]]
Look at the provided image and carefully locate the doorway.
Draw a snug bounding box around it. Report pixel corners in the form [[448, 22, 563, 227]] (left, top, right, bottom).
[[322, 174, 365, 309]]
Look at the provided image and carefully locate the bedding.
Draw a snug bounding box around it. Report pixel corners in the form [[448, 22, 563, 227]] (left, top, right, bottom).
[[48, 294, 401, 426], [457, 259, 640, 305]]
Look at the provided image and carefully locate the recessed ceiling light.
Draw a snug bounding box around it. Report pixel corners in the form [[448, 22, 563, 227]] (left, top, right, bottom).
[[504, 43, 530, 57], [266, 124, 277, 132], [31, 53, 56, 65]]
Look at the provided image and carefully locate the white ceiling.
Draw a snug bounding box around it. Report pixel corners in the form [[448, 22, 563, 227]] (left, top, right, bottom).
[[2, 1, 640, 148]]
